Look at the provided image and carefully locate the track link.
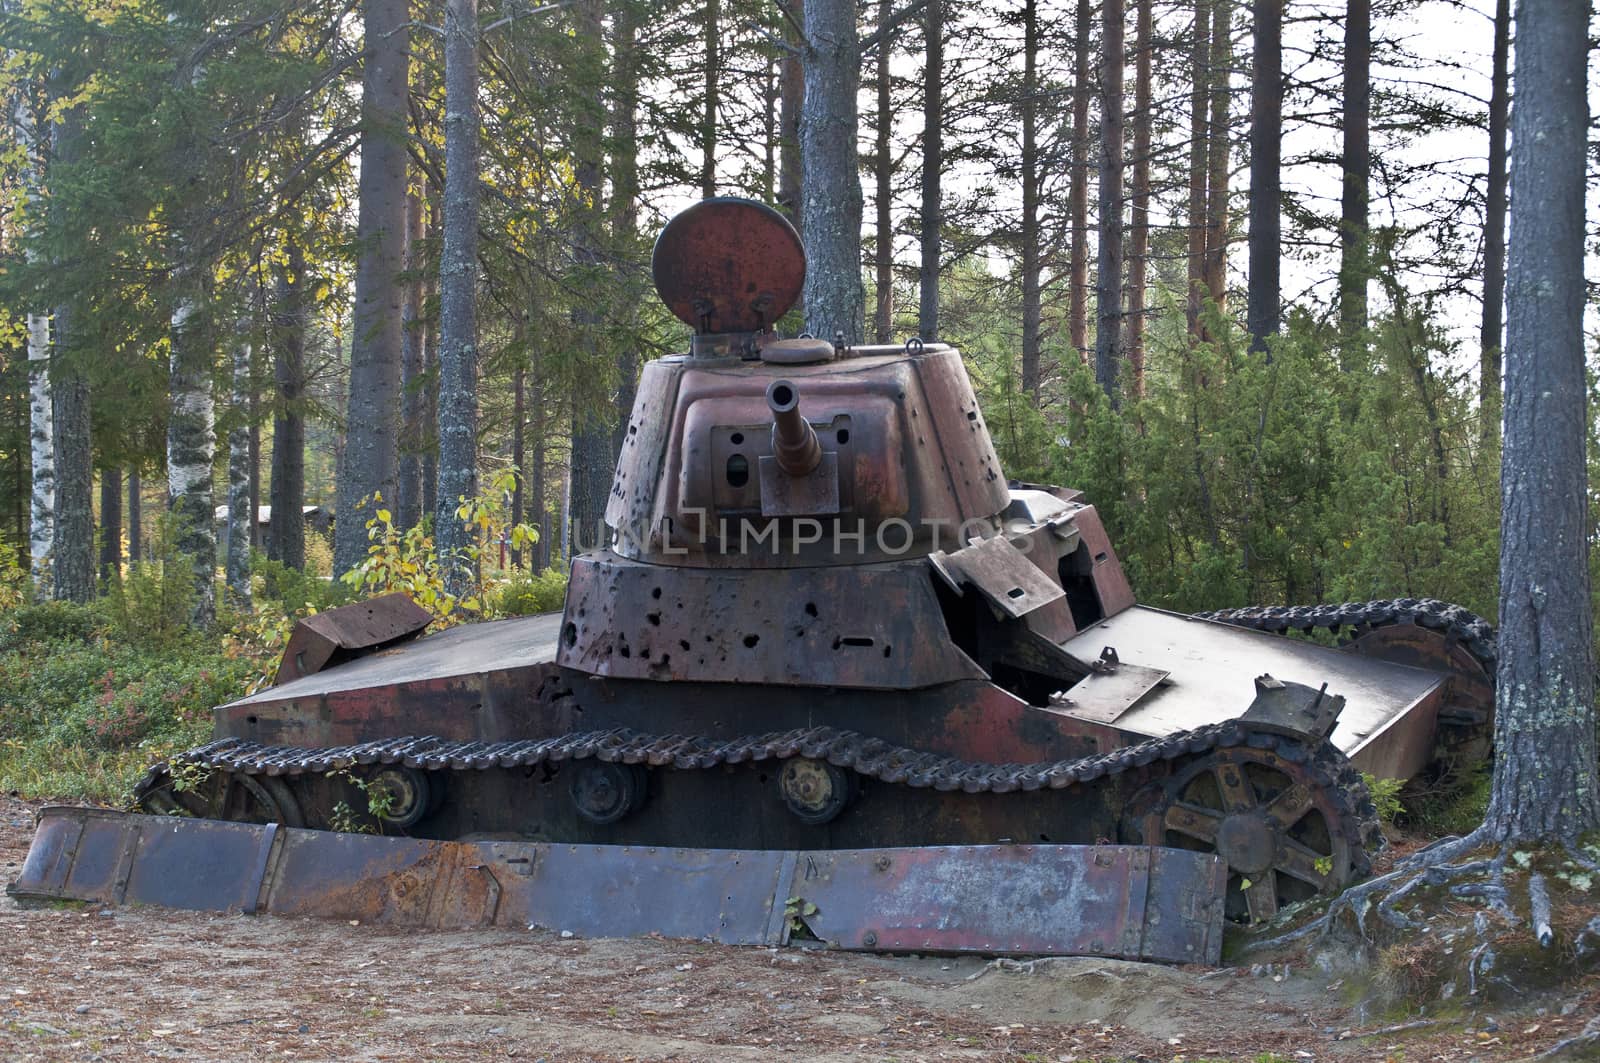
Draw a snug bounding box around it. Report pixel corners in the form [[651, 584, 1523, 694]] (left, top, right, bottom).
[[1193, 598, 1497, 674]]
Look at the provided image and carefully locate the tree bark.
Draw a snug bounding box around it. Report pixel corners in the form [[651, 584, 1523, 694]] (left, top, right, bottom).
[[569, 0, 611, 554], [126, 468, 141, 564], [50, 104, 93, 605], [397, 181, 426, 530], [166, 287, 216, 625], [98, 466, 120, 585], [612, 0, 640, 456], [269, 242, 307, 571], [226, 326, 253, 609], [511, 360, 525, 567], [918, 0, 942, 340], [1126, 0, 1152, 396], [1479, 0, 1510, 448], [702, 0, 720, 198], [1067, 0, 1092, 362], [1020, 0, 1042, 403], [1203, 0, 1231, 324], [1095, 0, 1125, 405], [1485, 0, 1599, 844], [26, 319, 52, 593], [1336, 0, 1370, 351], [435, 0, 481, 600], [334, 0, 410, 576], [800, 0, 866, 344], [873, 0, 895, 344], [779, 0, 805, 227], [1245, 0, 1281, 353], [1186, 0, 1209, 339]]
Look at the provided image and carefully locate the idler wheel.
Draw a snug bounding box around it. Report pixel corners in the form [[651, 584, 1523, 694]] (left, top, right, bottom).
[[569, 762, 648, 824], [1122, 743, 1362, 924], [142, 769, 304, 828], [778, 758, 855, 825], [367, 767, 433, 829]]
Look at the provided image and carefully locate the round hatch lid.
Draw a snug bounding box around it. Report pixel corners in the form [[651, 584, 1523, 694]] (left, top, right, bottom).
[[652, 198, 806, 334]]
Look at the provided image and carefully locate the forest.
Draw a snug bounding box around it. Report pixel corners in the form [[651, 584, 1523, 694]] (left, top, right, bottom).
[[0, 0, 1586, 789]]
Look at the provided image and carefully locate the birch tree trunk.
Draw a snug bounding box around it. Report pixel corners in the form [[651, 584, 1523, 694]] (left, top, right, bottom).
[[1125, 0, 1152, 397], [1479, 0, 1510, 448], [50, 106, 93, 605], [226, 327, 253, 608], [1483, 0, 1599, 844], [1067, 0, 1091, 362], [269, 242, 307, 570], [917, 0, 942, 340], [435, 0, 481, 600], [334, 0, 410, 576], [14, 85, 53, 593], [801, 0, 865, 344], [1245, 0, 1281, 353], [1095, 0, 1126, 405], [1020, 0, 1043, 403]]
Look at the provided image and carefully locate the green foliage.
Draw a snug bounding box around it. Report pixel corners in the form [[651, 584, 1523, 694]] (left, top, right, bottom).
[[492, 568, 570, 616], [1362, 773, 1407, 824], [0, 600, 256, 800]]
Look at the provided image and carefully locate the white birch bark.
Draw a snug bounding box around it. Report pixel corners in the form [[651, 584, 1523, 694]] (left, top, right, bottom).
[[167, 296, 217, 626], [13, 81, 53, 593], [226, 329, 253, 609]]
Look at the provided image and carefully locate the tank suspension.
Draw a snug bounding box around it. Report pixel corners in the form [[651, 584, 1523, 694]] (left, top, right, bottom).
[[766, 378, 822, 476]]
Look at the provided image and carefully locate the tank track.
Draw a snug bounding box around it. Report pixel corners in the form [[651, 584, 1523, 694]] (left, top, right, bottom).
[[134, 718, 1375, 855], [1192, 597, 1497, 673]]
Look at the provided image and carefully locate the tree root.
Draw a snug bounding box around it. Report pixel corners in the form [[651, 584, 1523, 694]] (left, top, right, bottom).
[[1244, 828, 1570, 956]]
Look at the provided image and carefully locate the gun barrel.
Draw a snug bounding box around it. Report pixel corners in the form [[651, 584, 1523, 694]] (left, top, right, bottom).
[[766, 379, 822, 477]]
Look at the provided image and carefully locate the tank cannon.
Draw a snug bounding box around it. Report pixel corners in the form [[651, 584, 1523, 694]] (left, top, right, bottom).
[[12, 198, 1497, 957]]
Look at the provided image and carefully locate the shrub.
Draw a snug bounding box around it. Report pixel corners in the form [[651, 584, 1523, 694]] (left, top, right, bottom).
[[492, 568, 570, 616]]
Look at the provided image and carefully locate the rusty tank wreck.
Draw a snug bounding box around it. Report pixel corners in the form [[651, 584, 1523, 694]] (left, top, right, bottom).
[[11, 199, 1497, 961]]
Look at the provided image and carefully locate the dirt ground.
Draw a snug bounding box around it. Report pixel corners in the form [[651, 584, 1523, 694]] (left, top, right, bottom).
[[1, 795, 1594, 1063]]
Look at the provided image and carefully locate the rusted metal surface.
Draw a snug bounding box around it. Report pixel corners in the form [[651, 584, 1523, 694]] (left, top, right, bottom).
[[651, 198, 805, 335], [1061, 651, 1171, 725], [275, 593, 433, 684], [10, 807, 1227, 963], [934, 534, 1067, 620]]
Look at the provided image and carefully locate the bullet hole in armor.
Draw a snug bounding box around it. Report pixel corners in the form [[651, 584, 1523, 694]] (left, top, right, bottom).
[[247, 715, 258, 726], [836, 429, 850, 445], [679, 640, 691, 651], [967, 410, 978, 421], [705, 634, 714, 643], [883, 644, 893, 658], [730, 431, 744, 445], [647, 612, 661, 626], [651, 587, 662, 599], [562, 623, 577, 647], [834, 636, 874, 649], [726, 453, 750, 487], [804, 601, 819, 617], [743, 634, 760, 648]]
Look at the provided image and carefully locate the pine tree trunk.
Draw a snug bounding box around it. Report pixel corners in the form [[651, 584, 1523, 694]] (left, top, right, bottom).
[[126, 469, 141, 564], [1336, 0, 1370, 352], [1245, 0, 1281, 353], [612, 2, 640, 456], [530, 386, 549, 572], [1186, 0, 1209, 339], [1020, 0, 1043, 403], [918, 0, 942, 340], [1483, 0, 1599, 845], [511, 361, 525, 568], [569, 0, 612, 554], [421, 193, 440, 514], [435, 0, 481, 600], [166, 289, 216, 626], [1479, 0, 1510, 448], [226, 328, 253, 609], [1203, 0, 1231, 324], [1068, 0, 1092, 362], [98, 467, 120, 585], [1126, 0, 1152, 396], [800, 0, 865, 344], [334, 0, 410, 576], [873, 0, 895, 344], [50, 104, 93, 605], [702, 0, 720, 198], [269, 242, 307, 570], [779, 0, 805, 227], [1095, 0, 1126, 405], [398, 182, 426, 530], [248, 389, 261, 549]]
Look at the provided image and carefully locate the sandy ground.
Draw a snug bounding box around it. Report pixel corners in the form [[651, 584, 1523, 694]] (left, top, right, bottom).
[[1, 795, 1592, 1062]]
